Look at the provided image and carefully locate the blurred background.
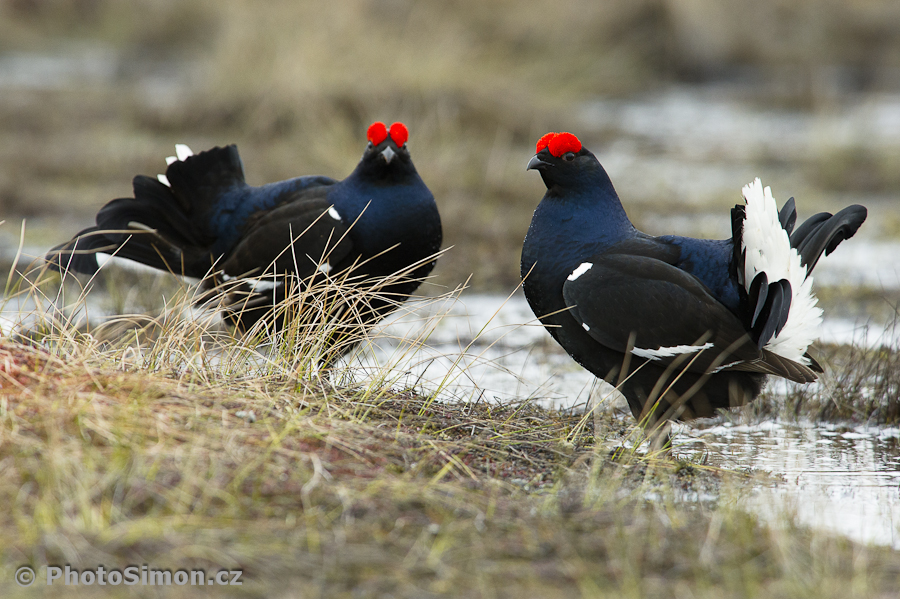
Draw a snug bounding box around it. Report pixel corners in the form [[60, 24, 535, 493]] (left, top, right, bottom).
[[1, 0, 899, 301]]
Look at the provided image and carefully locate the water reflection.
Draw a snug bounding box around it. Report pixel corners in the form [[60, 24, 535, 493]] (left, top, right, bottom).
[[678, 422, 900, 548], [370, 293, 900, 549]]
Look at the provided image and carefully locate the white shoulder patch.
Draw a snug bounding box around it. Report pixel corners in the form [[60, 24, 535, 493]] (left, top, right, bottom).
[[317, 262, 333, 274], [328, 206, 342, 222], [568, 262, 593, 281], [582, 323, 591, 332], [157, 174, 171, 187], [632, 342, 714, 361]]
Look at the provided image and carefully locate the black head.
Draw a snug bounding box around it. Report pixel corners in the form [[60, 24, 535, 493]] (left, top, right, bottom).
[[354, 121, 418, 185], [526, 132, 610, 194]]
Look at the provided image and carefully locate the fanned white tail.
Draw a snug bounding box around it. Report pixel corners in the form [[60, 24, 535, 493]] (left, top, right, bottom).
[[741, 178, 822, 365]]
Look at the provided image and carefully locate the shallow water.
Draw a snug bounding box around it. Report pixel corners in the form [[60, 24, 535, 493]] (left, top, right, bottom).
[[362, 292, 900, 549], [679, 422, 900, 549]]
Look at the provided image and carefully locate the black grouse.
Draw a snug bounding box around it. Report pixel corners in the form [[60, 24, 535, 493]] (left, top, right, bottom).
[[522, 131, 866, 430], [48, 121, 442, 358]]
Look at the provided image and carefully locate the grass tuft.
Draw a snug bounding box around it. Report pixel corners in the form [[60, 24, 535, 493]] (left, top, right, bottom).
[[739, 312, 900, 425], [0, 246, 898, 596]]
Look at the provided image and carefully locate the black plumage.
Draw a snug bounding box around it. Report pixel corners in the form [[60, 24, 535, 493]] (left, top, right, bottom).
[[521, 132, 866, 429], [48, 122, 442, 359]]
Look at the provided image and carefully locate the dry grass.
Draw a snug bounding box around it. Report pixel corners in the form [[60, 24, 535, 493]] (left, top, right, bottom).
[[2, 340, 900, 597], [745, 319, 900, 425], [0, 258, 897, 597]]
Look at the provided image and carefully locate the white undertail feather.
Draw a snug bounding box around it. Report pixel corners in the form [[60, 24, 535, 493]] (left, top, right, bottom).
[[741, 178, 822, 364]]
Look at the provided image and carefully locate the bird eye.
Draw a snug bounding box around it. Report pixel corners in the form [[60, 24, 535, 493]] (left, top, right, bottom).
[[563, 152, 575, 162], [367, 142, 374, 150]]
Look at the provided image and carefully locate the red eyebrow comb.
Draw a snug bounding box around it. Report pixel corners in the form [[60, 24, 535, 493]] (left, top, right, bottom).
[[389, 122, 408, 145], [547, 132, 581, 157], [367, 122, 388, 146], [536, 132, 556, 154]]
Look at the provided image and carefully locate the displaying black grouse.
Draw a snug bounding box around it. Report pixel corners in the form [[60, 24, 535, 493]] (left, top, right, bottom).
[[48, 121, 442, 355], [522, 132, 866, 430]]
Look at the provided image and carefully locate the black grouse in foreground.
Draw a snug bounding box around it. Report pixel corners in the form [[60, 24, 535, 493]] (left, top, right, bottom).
[[48, 122, 442, 357], [522, 132, 866, 431]]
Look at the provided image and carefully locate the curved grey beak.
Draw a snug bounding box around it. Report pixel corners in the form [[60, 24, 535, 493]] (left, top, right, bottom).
[[526, 154, 551, 171], [381, 146, 396, 165]]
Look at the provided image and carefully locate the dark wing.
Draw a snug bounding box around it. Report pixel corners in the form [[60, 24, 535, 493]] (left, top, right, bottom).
[[562, 253, 817, 382], [220, 197, 354, 280]]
